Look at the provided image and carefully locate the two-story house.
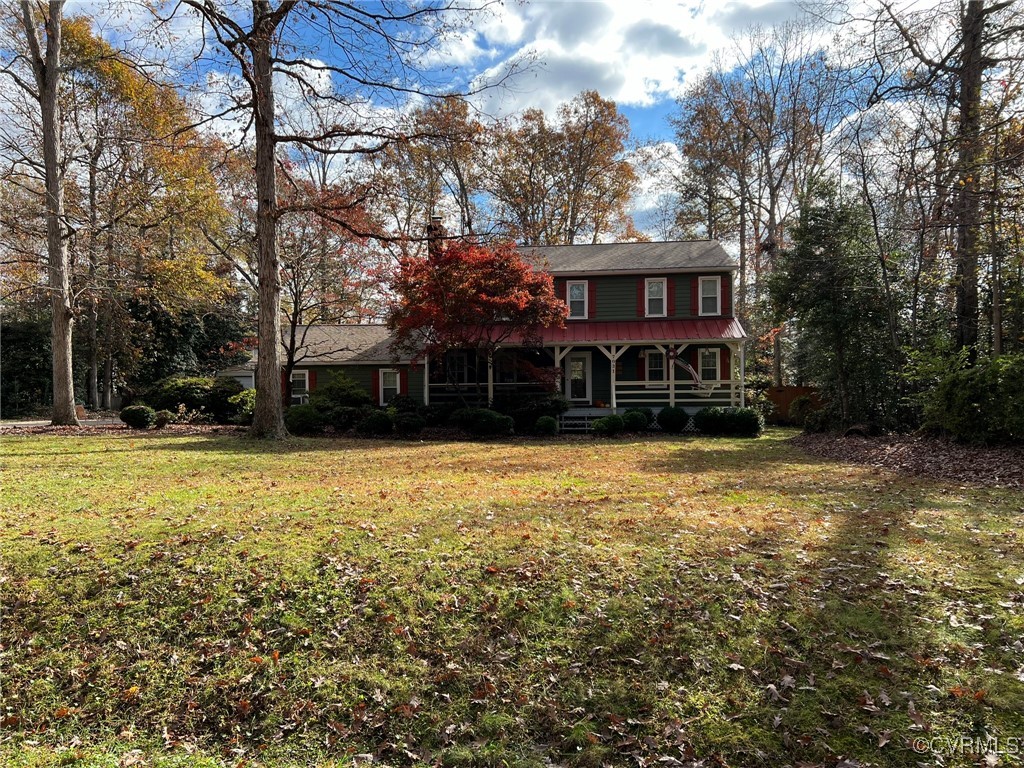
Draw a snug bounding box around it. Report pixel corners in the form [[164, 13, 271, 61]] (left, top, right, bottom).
[[220, 240, 747, 429]]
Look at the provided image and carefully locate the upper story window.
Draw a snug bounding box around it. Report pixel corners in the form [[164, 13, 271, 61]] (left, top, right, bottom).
[[700, 276, 721, 316], [291, 370, 308, 405], [646, 278, 667, 317], [566, 280, 588, 319]]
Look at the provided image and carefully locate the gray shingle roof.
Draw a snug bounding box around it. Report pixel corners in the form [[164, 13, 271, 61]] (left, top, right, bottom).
[[219, 325, 410, 370], [525, 240, 736, 274]]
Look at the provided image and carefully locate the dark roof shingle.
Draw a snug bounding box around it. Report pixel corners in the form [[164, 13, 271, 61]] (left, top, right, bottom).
[[525, 240, 735, 274]]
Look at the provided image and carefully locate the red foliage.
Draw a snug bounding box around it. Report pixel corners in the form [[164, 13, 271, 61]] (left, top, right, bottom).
[[388, 240, 566, 360]]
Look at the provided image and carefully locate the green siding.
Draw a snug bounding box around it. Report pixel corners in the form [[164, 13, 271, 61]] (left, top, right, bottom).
[[560, 272, 734, 322], [299, 364, 426, 405]]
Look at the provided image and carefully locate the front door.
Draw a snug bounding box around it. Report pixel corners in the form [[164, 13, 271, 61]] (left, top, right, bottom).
[[565, 352, 592, 403]]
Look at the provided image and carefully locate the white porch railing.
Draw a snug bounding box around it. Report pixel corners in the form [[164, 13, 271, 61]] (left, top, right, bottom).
[[612, 380, 740, 410]]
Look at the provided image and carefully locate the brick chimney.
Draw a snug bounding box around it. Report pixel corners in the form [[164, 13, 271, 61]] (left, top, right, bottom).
[[426, 215, 446, 259]]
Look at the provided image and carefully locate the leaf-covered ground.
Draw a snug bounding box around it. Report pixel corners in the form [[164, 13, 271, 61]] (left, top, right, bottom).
[[1, 430, 1023, 767]]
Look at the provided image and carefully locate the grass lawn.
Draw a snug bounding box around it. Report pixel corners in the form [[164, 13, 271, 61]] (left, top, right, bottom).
[[1, 429, 1023, 767]]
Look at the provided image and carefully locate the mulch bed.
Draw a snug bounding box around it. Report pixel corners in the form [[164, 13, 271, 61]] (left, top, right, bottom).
[[792, 432, 1024, 489], [0, 424, 247, 437]]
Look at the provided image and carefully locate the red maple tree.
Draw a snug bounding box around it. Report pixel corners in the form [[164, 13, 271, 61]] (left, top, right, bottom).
[[387, 239, 566, 364]]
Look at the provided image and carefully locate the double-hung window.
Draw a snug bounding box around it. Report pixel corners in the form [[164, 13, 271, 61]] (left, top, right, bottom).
[[645, 278, 667, 317], [445, 351, 469, 385], [699, 348, 720, 383], [646, 351, 666, 388], [379, 369, 399, 405], [567, 280, 588, 319], [699, 276, 721, 316], [290, 370, 309, 405]]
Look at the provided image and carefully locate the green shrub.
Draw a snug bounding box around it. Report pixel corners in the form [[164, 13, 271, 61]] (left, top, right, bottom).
[[923, 354, 1024, 443], [322, 405, 372, 433], [623, 407, 654, 427], [621, 410, 649, 432], [694, 406, 763, 438], [495, 393, 570, 433], [154, 409, 175, 429], [284, 404, 324, 435], [389, 394, 420, 413], [534, 415, 559, 436], [309, 372, 372, 411], [227, 390, 256, 425], [788, 395, 815, 427], [591, 414, 624, 437], [146, 376, 243, 424], [656, 406, 689, 434], [421, 402, 456, 427], [394, 412, 426, 437], [804, 407, 833, 433], [356, 410, 394, 437], [450, 408, 514, 437], [120, 405, 156, 429]]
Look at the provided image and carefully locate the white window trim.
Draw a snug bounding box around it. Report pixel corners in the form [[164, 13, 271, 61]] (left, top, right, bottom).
[[645, 351, 668, 389], [699, 348, 720, 383], [699, 276, 722, 317], [565, 351, 593, 403], [290, 370, 309, 405], [645, 278, 667, 318], [566, 280, 589, 319], [379, 368, 400, 406]]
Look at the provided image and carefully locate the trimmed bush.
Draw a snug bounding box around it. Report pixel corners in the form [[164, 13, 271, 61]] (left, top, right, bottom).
[[227, 390, 256, 425], [788, 395, 815, 427], [656, 406, 689, 434], [591, 414, 624, 437], [154, 409, 176, 429], [694, 406, 763, 438], [120, 405, 156, 429], [923, 354, 1024, 443], [322, 405, 373, 433], [284, 404, 324, 435], [421, 402, 456, 427], [394, 412, 426, 437], [146, 376, 243, 424], [495, 393, 570, 433], [389, 394, 420, 414], [309, 372, 373, 411], [356, 410, 394, 437], [534, 415, 559, 436], [621, 410, 649, 433], [623, 407, 654, 428], [450, 408, 514, 437]]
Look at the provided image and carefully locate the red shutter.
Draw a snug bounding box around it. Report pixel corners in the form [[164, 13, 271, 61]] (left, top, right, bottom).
[[371, 369, 380, 405], [399, 368, 409, 396], [637, 280, 645, 317], [722, 276, 731, 316], [720, 348, 730, 380], [667, 278, 675, 317], [587, 281, 597, 319], [691, 277, 699, 316], [308, 369, 317, 392]]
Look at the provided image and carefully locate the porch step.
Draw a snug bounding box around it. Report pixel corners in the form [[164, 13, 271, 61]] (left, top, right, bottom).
[[559, 412, 605, 432]]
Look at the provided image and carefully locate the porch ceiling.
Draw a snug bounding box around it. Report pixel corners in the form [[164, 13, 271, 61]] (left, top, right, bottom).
[[508, 318, 747, 345]]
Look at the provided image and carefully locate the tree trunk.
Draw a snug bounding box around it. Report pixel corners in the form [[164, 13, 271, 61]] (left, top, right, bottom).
[[953, 0, 985, 358], [248, 4, 287, 438], [22, 2, 78, 426]]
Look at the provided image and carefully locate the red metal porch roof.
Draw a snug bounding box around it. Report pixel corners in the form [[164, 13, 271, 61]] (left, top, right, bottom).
[[507, 318, 747, 345]]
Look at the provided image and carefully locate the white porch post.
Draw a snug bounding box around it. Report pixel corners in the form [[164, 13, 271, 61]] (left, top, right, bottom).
[[423, 354, 430, 406], [668, 344, 676, 407], [739, 342, 746, 408], [554, 346, 561, 394], [487, 352, 494, 406], [610, 345, 617, 412]]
